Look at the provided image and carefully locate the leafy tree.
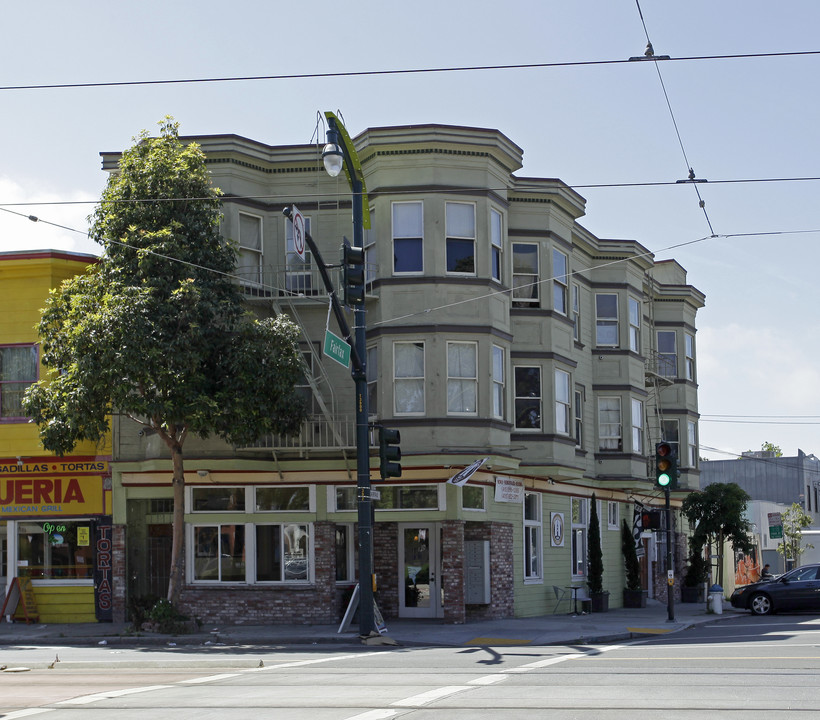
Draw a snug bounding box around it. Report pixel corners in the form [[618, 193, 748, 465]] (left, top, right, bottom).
[[682, 482, 754, 587], [587, 493, 604, 594], [777, 502, 814, 568], [761, 441, 783, 457], [24, 118, 307, 605]]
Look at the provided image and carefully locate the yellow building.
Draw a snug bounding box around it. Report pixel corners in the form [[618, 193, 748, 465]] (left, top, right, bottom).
[[0, 250, 112, 623]]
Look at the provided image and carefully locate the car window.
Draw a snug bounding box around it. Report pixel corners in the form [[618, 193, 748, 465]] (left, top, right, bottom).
[[790, 566, 819, 581]]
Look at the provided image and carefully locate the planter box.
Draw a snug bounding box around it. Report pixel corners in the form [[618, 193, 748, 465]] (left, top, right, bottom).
[[589, 591, 610, 613], [681, 585, 704, 603], [623, 589, 647, 608]]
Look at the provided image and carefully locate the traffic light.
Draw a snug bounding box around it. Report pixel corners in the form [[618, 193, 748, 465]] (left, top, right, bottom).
[[641, 509, 662, 530], [655, 441, 677, 489], [341, 238, 365, 307], [378, 427, 401, 479]]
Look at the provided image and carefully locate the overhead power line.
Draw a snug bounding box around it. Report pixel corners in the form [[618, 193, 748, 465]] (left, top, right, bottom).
[[1, 51, 819, 92]]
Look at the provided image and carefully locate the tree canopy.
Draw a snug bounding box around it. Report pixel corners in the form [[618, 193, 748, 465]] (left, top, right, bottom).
[[24, 118, 307, 603], [777, 502, 814, 568], [681, 482, 754, 587]]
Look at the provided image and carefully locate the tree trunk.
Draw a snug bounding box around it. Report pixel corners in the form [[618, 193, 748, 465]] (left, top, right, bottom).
[[166, 439, 186, 605]]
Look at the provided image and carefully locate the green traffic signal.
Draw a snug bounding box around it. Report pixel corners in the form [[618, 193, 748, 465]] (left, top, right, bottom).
[[655, 441, 677, 489]]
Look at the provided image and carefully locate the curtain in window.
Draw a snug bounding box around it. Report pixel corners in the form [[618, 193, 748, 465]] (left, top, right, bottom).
[[395, 343, 424, 413], [447, 343, 476, 413], [598, 397, 622, 450]]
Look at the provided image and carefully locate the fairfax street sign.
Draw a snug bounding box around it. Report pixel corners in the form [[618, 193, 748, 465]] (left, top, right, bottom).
[[323, 330, 351, 369]]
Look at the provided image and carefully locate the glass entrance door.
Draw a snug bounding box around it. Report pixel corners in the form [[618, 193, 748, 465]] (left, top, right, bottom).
[[398, 523, 442, 619]]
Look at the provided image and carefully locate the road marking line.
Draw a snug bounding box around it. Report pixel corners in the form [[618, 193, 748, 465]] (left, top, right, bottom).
[[468, 674, 508, 685], [179, 673, 240, 684], [391, 685, 472, 707], [57, 685, 173, 705], [344, 710, 399, 720], [248, 653, 362, 671], [507, 653, 585, 671], [3, 710, 53, 719]]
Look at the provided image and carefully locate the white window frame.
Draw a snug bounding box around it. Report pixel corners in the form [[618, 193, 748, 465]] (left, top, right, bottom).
[[607, 501, 619, 531], [492, 344, 505, 420], [657, 331, 678, 378], [628, 296, 641, 353], [572, 283, 581, 341], [598, 396, 623, 452], [372, 484, 446, 511], [514, 365, 542, 431], [253, 522, 313, 584], [631, 398, 644, 455], [512, 242, 539, 306], [555, 369, 571, 435], [574, 386, 585, 449], [661, 419, 680, 459], [392, 201, 424, 275], [685, 333, 695, 381], [552, 248, 568, 315], [238, 212, 263, 286], [595, 293, 619, 347], [447, 341, 478, 415], [571, 497, 588, 579], [188, 486, 249, 513], [330, 486, 357, 513], [490, 208, 503, 283], [687, 420, 697, 469], [393, 341, 425, 415], [190, 522, 248, 584], [524, 491, 542, 582], [445, 201, 476, 276], [254, 485, 315, 512]]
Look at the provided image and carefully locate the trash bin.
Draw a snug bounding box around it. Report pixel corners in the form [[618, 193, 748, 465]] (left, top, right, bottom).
[[709, 584, 723, 614]]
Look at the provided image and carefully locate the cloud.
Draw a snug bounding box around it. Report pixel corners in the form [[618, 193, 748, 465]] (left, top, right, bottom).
[[0, 177, 100, 256]]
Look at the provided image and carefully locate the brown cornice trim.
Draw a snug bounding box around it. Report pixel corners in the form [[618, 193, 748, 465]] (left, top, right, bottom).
[[367, 324, 513, 342]]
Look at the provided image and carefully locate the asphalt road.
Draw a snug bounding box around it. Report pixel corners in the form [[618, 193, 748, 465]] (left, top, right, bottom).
[[2, 615, 820, 719]]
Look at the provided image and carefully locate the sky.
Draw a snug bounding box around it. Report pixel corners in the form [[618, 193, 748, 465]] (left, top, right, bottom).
[[1, 1, 819, 461]]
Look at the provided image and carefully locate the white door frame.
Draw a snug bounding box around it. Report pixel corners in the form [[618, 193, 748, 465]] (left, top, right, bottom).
[[398, 522, 443, 619]]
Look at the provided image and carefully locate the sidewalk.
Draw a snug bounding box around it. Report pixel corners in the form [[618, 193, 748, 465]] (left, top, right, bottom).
[[0, 599, 744, 648]]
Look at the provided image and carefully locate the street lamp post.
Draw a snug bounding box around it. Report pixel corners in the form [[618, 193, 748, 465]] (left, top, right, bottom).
[[322, 112, 376, 637]]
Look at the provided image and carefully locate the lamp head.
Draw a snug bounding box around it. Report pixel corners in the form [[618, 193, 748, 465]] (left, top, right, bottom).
[[322, 142, 344, 177]]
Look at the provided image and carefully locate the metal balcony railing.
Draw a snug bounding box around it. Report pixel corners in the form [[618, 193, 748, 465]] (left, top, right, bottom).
[[234, 264, 378, 301], [237, 413, 375, 453]]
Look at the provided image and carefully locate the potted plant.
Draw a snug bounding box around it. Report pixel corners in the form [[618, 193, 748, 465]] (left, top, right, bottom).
[[621, 518, 646, 607], [587, 493, 609, 612], [682, 539, 708, 603]]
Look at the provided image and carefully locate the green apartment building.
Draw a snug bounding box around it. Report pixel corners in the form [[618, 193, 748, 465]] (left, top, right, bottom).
[[103, 123, 704, 625]]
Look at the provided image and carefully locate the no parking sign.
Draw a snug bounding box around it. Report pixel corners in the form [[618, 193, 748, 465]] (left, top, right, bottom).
[[292, 205, 306, 262]]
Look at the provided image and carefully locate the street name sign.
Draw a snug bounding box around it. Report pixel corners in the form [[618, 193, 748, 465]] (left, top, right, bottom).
[[323, 330, 351, 369]]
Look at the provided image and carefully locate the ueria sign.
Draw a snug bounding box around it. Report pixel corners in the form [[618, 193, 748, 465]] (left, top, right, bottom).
[[0, 458, 108, 516]]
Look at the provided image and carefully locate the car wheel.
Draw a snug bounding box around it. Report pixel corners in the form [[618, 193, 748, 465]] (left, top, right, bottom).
[[750, 593, 773, 616]]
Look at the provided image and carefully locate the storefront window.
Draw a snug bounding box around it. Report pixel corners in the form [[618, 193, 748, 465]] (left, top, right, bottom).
[[17, 521, 94, 580], [256, 523, 310, 582], [193, 524, 245, 582], [373, 485, 440, 510], [191, 487, 246, 512], [255, 486, 310, 512]]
